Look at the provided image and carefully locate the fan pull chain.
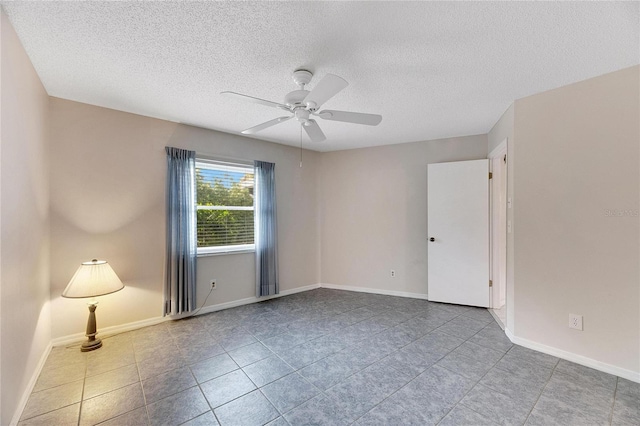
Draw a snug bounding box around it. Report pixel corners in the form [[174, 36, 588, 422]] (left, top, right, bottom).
[[299, 124, 303, 168]]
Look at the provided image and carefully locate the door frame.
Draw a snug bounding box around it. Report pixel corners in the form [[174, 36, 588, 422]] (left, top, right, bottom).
[[488, 139, 508, 311]]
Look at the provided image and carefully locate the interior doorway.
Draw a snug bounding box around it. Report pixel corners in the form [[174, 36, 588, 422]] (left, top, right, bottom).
[[489, 139, 507, 328]]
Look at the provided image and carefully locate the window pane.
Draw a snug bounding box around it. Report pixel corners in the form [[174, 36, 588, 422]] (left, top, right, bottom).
[[196, 160, 254, 249], [197, 210, 254, 246], [196, 168, 254, 207]]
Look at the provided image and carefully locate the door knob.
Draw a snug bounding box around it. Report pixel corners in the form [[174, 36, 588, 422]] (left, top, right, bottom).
[[429, 237, 435, 242]]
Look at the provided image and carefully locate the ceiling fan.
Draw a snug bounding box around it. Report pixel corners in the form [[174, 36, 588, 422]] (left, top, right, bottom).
[[221, 69, 382, 143]]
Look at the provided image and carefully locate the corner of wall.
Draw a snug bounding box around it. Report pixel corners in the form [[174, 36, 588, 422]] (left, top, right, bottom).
[[1, 8, 52, 425], [487, 102, 515, 334]]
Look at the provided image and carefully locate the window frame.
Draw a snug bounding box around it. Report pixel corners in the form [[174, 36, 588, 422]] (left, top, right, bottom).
[[195, 158, 255, 256]]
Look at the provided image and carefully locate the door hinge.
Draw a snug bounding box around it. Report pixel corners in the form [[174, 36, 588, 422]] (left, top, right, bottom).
[[489, 280, 493, 287], [489, 172, 493, 179]]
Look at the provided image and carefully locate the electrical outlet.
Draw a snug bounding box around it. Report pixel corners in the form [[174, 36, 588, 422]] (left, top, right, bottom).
[[390, 269, 396, 278], [569, 314, 583, 330], [210, 279, 217, 289]]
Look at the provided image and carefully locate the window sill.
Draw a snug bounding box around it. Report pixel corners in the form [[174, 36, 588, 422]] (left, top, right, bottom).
[[197, 246, 255, 257]]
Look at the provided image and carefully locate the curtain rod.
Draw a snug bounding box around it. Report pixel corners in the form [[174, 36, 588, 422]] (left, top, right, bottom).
[[195, 153, 255, 166]]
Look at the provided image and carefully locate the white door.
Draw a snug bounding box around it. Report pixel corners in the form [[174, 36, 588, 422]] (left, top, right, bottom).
[[428, 159, 490, 307]]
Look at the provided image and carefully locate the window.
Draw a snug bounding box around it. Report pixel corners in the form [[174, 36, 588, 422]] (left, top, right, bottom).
[[195, 159, 255, 254]]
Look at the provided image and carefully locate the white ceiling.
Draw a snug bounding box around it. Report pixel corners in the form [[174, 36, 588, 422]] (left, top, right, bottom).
[[2, 1, 638, 152]]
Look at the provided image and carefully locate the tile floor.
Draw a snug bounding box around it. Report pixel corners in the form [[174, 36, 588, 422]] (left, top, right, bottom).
[[19, 289, 639, 426]]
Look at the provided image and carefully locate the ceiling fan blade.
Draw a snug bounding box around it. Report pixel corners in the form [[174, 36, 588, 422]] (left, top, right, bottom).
[[303, 74, 348, 110], [303, 120, 326, 143], [221, 91, 290, 111], [241, 116, 292, 134], [317, 110, 382, 126]]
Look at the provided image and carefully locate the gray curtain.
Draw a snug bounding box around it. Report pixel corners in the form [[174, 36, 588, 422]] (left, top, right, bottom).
[[255, 160, 279, 297], [164, 147, 197, 315]]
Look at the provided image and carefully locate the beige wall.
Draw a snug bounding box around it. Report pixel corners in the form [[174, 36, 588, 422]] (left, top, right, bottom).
[[512, 66, 640, 374], [0, 10, 51, 425], [49, 99, 321, 338], [487, 104, 515, 332], [319, 135, 488, 295]]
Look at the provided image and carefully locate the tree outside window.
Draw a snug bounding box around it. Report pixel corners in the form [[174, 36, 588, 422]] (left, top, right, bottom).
[[196, 160, 255, 254]]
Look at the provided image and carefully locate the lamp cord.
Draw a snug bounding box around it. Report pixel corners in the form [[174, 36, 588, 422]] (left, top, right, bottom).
[[186, 285, 215, 318]]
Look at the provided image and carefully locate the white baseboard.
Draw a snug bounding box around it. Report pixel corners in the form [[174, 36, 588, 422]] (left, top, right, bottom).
[[488, 309, 505, 330], [505, 328, 640, 384], [172, 283, 322, 318], [11, 342, 53, 426], [319, 283, 429, 300], [52, 283, 322, 346], [43, 282, 640, 398], [51, 315, 169, 347], [320, 285, 640, 384]]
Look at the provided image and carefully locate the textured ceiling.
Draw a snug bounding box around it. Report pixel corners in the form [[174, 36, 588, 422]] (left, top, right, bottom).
[[2, 1, 638, 152]]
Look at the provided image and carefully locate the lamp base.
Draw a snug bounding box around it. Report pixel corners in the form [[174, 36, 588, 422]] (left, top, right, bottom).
[[81, 337, 102, 352], [80, 302, 102, 352]]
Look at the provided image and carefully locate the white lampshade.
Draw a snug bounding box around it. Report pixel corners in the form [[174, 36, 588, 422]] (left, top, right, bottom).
[[62, 259, 124, 298]]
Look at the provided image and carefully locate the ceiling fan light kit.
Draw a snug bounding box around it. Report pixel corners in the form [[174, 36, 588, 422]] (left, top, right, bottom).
[[222, 69, 382, 144]]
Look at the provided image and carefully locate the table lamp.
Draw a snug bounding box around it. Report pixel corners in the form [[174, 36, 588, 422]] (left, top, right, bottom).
[[62, 259, 124, 352]]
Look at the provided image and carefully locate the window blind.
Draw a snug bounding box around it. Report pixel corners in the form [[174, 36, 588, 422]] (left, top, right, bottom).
[[195, 159, 255, 251]]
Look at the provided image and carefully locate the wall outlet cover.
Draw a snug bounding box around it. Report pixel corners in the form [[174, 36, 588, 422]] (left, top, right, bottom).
[[569, 313, 583, 331]]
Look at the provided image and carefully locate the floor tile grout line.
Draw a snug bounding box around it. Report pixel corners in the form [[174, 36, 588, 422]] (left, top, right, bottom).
[[609, 377, 619, 426], [255, 300, 464, 422], [134, 351, 152, 426], [525, 358, 620, 425], [201, 296, 388, 421], [346, 370, 417, 425], [17, 380, 85, 423], [431, 325, 511, 426], [260, 302, 458, 422], [84, 348, 147, 424], [196, 376, 223, 426], [346, 319, 482, 426], [76, 360, 87, 426], [430, 316, 508, 423], [255, 387, 280, 423], [520, 355, 561, 425]]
